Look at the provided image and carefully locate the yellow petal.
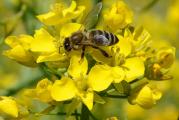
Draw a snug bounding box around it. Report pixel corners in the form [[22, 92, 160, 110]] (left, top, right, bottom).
[[128, 85, 162, 109], [51, 77, 78, 101], [37, 1, 84, 25], [132, 27, 150, 49], [111, 66, 125, 83], [36, 78, 53, 103], [37, 3, 65, 25], [60, 23, 82, 38], [68, 54, 88, 79], [123, 57, 145, 82], [5, 36, 19, 48], [4, 34, 36, 67], [62, 1, 77, 16], [62, 1, 85, 20], [5, 35, 33, 49], [3, 45, 36, 67], [116, 35, 132, 57], [79, 91, 94, 110], [31, 28, 56, 52], [4, 45, 29, 61], [37, 12, 65, 25], [88, 65, 113, 92], [36, 52, 67, 63], [157, 47, 176, 68], [0, 96, 18, 117]]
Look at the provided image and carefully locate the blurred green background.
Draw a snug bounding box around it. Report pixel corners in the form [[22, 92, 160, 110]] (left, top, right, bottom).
[[0, 0, 178, 120]]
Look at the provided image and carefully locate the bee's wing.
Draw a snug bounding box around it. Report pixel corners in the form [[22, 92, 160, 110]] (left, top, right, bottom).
[[93, 35, 111, 46], [80, 35, 110, 46], [80, 2, 103, 30]]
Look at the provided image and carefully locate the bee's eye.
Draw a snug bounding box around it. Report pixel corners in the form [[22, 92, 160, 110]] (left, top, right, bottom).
[[64, 38, 72, 51]]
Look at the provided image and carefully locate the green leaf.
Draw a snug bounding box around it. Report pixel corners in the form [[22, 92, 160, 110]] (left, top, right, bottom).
[[113, 80, 131, 96], [81, 2, 103, 30], [94, 92, 106, 104]]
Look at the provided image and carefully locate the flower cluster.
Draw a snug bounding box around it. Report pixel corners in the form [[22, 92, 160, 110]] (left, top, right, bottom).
[[1, 0, 175, 119]]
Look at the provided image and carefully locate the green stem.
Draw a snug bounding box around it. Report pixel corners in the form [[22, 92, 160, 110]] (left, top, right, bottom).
[[99, 92, 128, 99], [89, 111, 98, 120], [3, 75, 43, 96], [80, 104, 98, 120], [39, 63, 61, 79], [30, 111, 81, 116], [104, 94, 127, 99], [80, 104, 89, 120], [56, 112, 80, 116], [75, 110, 79, 120]]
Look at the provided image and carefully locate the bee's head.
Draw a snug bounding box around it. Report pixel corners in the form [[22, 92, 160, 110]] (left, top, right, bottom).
[[71, 32, 84, 44], [64, 37, 72, 51]]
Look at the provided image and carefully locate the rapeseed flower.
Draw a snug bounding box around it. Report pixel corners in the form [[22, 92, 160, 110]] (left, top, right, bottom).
[[51, 54, 93, 110], [103, 1, 133, 32], [3, 35, 37, 67], [37, 1, 85, 25], [128, 85, 162, 109], [0, 96, 18, 117], [30, 28, 67, 63]]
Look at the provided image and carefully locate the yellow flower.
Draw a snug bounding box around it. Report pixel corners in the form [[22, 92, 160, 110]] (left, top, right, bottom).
[[35, 78, 53, 103], [30, 28, 67, 63], [20, 79, 53, 105], [51, 77, 78, 101], [128, 85, 162, 109], [0, 96, 18, 117], [88, 65, 125, 92], [37, 1, 85, 25], [132, 27, 151, 51], [68, 53, 88, 79], [103, 1, 133, 32], [51, 54, 93, 110], [123, 57, 145, 82], [156, 47, 175, 68], [3, 35, 37, 67], [60, 23, 83, 38]]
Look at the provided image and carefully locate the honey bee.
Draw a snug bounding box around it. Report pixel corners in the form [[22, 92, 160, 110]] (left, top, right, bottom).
[[63, 2, 119, 58]]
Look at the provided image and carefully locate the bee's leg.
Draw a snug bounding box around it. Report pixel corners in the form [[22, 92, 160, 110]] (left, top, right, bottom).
[[81, 46, 86, 58], [92, 46, 110, 57], [79, 46, 86, 63]]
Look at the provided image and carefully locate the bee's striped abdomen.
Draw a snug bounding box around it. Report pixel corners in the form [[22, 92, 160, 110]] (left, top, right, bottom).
[[88, 30, 119, 46], [103, 31, 119, 45]]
